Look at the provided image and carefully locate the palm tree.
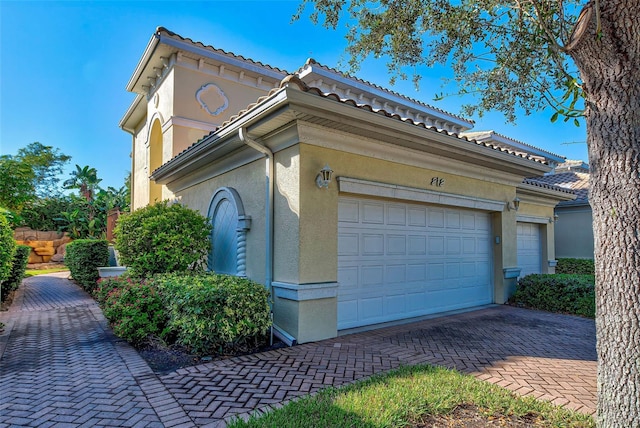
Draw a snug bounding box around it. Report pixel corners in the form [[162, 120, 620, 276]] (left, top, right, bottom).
[[63, 164, 102, 202]]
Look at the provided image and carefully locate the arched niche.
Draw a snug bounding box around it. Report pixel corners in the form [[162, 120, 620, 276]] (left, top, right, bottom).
[[207, 187, 251, 276]]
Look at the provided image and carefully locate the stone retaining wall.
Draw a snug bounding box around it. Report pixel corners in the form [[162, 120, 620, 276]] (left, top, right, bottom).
[[13, 227, 72, 264]]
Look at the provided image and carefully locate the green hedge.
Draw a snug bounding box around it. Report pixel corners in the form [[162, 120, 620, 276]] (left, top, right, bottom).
[[511, 274, 595, 318], [0, 212, 16, 285], [114, 201, 211, 277], [556, 258, 594, 275], [1, 245, 30, 302], [65, 239, 109, 292], [100, 277, 167, 346], [95, 273, 272, 353], [151, 273, 272, 355]]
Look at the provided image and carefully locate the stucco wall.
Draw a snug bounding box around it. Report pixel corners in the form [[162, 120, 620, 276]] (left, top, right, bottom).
[[273, 145, 301, 284], [172, 66, 271, 127], [132, 120, 149, 210], [175, 159, 267, 283], [555, 205, 594, 259]]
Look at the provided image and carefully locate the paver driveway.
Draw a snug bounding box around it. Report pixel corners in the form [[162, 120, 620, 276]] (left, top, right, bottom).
[[0, 274, 596, 427]]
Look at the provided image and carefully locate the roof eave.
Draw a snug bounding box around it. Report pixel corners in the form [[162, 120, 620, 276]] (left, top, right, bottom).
[[126, 31, 161, 93], [517, 182, 576, 202], [298, 64, 474, 131], [119, 94, 146, 134], [463, 130, 566, 164]]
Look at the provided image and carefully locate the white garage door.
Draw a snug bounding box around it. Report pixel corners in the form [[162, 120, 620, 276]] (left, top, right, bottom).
[[337, 197, 493, 330], [517, 222, 542, 278]]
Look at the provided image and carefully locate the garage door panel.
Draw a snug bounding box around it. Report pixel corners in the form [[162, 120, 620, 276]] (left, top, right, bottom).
[[429, 236, 445, 254], [361, 265, 384, 285], [446, 237, 461, 255], [446, 211, 461, 228], [338, 197, 493, 329], [362, 234, 384, 255], [387, 294, 406, 315], [407, 264, 426, 281], [338, 200, 360, 222], [408, 208, 427, 227], [338, 233, 359, 256], [517, 222, 542, 277], [429, 209, 445, 227], [362, 202, 385, 224], [408, 236, 426, 255], [387, 205, 407, 225], [386, 264, 406, 283], [387, 235, 407, 255]]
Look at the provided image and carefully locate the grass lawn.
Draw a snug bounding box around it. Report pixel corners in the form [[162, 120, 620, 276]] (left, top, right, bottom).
[[24, 267, 69, 277], [229, 365, 594, 428]]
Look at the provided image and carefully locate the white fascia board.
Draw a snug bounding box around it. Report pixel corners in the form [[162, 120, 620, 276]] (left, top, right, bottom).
[[298, 65, 474, 130], [119, 94, 146, 134], [126, 33, 161, 92], [160, 35, 286, 81], [286, 89, 552, 176]]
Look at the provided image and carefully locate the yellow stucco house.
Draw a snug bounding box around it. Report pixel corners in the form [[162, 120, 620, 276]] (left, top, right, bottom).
[[120, 28, 574, 345]]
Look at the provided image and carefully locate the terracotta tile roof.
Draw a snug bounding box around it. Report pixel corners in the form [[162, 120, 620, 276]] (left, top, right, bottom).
[[155, 75, 551, 175], [522, 178, 576, 195], [529, 172, 589, 201], [156, 27, 289, 75], [462, 130, 565, 162], [297, 59, 473, 126]]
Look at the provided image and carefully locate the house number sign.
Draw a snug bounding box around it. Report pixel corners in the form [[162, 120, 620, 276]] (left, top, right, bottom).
[[430, 177, 445, 187]]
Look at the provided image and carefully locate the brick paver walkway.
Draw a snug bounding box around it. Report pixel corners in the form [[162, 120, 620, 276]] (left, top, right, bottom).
[[1, 274, 596, 427]]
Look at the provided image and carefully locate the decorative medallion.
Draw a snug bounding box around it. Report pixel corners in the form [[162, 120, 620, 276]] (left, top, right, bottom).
[[196, 83, 229, 116]]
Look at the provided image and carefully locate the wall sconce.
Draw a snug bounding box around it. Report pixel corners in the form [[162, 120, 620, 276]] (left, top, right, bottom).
[[316, 164, 334, 189], [508, 197, 520, 212], [553, 213, 559, 222]]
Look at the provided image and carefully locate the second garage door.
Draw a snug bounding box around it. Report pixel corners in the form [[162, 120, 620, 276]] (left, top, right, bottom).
[[337, 197, 493, 330], [517, 222, 542, 277]]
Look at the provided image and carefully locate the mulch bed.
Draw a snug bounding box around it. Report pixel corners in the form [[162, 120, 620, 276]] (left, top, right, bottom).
[[416, 404, 543, 427], [137, 336, 287, 375]]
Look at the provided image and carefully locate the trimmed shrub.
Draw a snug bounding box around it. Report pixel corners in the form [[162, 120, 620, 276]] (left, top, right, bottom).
[[1, 245, 30, 302], [556, 258, 595, 275], [93, 275, 130, 305], [101, 278, 167, 346], [65, 239, 109, 291], [0, 212, 16, 285], [114, 202, 211, 277], [511, 274, 595, 318], [151, 273, 271, 355]]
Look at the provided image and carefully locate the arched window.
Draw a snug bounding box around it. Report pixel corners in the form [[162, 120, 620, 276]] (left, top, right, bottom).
[[207, 187, 251, 276]]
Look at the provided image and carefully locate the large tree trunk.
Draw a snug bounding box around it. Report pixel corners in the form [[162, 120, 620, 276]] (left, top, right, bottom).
[[568, 1, 640, 425]]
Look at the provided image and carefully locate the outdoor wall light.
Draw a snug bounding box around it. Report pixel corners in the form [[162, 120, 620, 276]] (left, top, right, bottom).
[[316, 164, 334, 189], [508, 197, 521, 212]]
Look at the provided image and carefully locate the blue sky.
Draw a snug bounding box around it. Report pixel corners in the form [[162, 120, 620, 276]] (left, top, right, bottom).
[[1, 0, 588, 190]]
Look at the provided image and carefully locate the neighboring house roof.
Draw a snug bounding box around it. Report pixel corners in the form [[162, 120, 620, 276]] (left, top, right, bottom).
[[529, 171, 590, 206], [152, 75, 555, 183], [461, 130, 565, 167], [555, 159, 590, 173]]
